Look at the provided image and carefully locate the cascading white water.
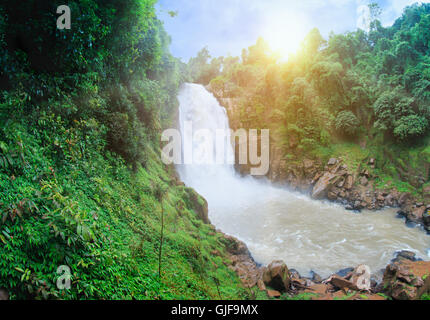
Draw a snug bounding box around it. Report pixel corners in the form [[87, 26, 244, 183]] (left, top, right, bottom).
[[176, 83, 430, 278]]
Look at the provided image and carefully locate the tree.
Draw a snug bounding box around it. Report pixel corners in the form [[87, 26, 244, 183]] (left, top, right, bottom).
[[335, 110, 360, 136], [393, 115, 428, 140]]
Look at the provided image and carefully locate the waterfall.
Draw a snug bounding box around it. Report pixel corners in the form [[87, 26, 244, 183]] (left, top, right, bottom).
[[175, 83, 429, 279]]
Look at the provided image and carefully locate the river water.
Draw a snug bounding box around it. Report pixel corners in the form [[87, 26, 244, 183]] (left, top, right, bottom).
[[176, 83, 430, 279]]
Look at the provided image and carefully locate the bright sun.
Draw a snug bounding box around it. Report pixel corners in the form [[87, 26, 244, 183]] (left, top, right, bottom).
[[262, 12, 310, 60]]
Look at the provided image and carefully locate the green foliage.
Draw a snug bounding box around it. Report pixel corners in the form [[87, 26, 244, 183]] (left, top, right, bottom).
[[0, 0, 248, 300], [187, 47, 223, 85], [190, 3, 430, 199], [393, 114, 428, 140], [335, 111, 360, 136]]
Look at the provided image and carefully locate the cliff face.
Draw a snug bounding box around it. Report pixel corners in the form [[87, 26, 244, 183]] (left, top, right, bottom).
[[206, 83, 430, 232]]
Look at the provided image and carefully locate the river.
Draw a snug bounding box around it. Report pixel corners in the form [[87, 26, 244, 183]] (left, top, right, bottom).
[[176, 83, 430, 279]]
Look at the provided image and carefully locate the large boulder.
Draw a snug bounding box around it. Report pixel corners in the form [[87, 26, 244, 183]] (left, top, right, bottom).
[[262, 260, 291, 292], [311, 172, 337, 199], [327, 275, 359, 291], [382, 260, 430, 300]]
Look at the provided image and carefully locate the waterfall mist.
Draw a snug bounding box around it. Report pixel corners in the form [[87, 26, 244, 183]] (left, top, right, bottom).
[[176, 83, 430, 278]]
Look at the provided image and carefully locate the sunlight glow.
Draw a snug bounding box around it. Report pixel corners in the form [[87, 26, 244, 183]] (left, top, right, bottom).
[[261, 11, 311, 60]]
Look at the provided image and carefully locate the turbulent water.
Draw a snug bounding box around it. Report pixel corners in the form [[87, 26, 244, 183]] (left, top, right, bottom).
[[176, 83, 430, 279]]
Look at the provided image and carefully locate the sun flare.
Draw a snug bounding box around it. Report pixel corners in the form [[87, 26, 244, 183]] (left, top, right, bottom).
[[262, 12, 310, 60]]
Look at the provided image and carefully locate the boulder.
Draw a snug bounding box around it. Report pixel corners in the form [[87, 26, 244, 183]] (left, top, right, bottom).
[[336, 267, 354, 278], [391, 250, 417, 263], [398, 193, 413, 206], [311, 172, 336, 199], [382, 260, 430, 300], [344, 175, 354, 190], [410, 206, 425, 222], [328, 275, 359, 291], [262, 260, 291, 292], [310, 271, 322, 283]]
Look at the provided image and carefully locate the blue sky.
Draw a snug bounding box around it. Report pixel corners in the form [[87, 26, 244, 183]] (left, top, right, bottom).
[[156, 0, 430, 62]]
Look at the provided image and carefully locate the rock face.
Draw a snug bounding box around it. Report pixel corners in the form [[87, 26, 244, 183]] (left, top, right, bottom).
[[262, 260, 291, 292], [184, 187, 210, 224], [222, 234, 262, 288], [382, 259, 430, 300]]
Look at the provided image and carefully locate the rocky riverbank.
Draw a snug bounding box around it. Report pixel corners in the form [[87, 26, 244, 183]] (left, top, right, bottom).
[[268, 155, 430, 232], [203, 83, 430, 300], [205, 84, 430, 234], [222, 234, 430, 300]]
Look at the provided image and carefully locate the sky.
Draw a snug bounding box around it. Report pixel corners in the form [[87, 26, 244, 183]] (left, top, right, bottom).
[[156, 0, 430, 62]]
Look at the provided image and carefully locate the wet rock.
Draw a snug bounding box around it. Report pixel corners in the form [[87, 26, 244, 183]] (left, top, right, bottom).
[[289, 268, 301, 280], [336, 267, 354, 278], [262, 260, 291, 292], [310, 271, 322, 283], [327, 190, 338, 201], [410, 206, 426, 223], [391, 250, 419, 264]]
